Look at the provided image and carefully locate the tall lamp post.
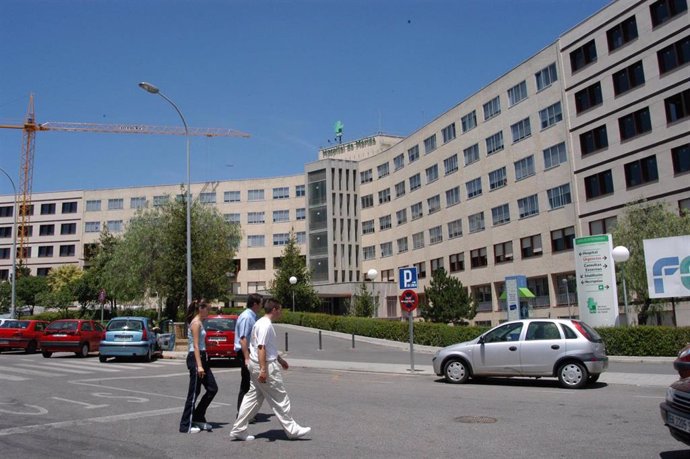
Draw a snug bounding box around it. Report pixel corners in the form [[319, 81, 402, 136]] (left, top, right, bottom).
[[612, 246, 631, 326], [138, 82, 193, 308], [561, 277, 572, 319], [366, 269, 378, 317], [289, 276, 297, 312], [0, 167, 17, 319]]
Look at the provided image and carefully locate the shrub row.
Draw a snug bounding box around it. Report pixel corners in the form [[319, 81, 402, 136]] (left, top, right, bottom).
[[279, 312, 690, 356]]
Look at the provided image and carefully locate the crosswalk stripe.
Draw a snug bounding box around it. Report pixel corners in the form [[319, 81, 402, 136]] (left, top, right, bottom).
[[1, 367, 65, 377], [154, 359, 184, 365], [30, 360, 122, 373], [0, 373, 29, 381], [77, 361, 148, 370], [14, 363, 92, 375]]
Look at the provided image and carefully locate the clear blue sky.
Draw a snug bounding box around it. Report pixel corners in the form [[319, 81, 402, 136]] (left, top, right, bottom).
[[0, 0, 610, 195]]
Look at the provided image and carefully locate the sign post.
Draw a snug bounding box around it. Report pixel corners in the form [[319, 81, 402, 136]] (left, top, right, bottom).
[[575, 235, 618, 327], [399, 289, 419, 372], [98, 289, 106, 323]]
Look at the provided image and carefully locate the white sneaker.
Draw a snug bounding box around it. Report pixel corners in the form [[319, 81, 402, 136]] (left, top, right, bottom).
[[188, 426, 201, 434], [193, 422, 213, 431], [289, 426, 311, 439], [230, 431, 255, 441]]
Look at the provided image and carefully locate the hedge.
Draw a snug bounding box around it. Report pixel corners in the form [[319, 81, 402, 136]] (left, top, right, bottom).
[[278, 312, 690, 357]]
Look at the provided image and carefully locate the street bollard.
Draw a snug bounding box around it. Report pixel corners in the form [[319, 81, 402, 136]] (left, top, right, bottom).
[[352, 333, 355, 349], [318, 330, 322, 350], [285, 332, 289, 352]]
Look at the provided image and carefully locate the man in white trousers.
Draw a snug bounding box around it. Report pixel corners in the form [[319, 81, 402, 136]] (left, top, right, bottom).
[[229, 298, 311, 441]]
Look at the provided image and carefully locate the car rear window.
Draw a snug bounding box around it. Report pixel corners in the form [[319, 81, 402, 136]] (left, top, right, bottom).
[[203, 318, 236, 332], [47, 321, 78, 331], [572, 320, 603, 343], [107, 320, 144, 331], [0, 320, 29, 329]]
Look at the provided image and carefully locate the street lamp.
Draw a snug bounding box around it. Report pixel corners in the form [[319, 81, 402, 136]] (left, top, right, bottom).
[[561, 277, 571, 319], [612, 245, 631, 326], [0, 167, 17, 319], [289, 276, 297, 312], [139, 82, 193, 308], [366, 269, 378, 281]]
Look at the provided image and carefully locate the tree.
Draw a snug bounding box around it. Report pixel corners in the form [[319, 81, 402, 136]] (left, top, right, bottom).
[[419, 268, 476, 324], [269, 230, 321, 312], [104, 192, 241, 320], [611, 201, 690, 324], [351, 282, 377, 317], [39, 265, 84, 317]]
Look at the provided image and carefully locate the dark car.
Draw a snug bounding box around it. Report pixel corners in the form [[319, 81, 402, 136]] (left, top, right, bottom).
[[39, 319, 105, 358], [202, 314, 238, 362], [660, 377, 690, 446], [674, 344, 690, 379], [0, 320, 49, 353]]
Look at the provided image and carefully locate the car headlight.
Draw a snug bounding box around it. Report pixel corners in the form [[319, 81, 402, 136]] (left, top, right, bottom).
[[679, 348, 690, 359], [667, 386, 676, 404]]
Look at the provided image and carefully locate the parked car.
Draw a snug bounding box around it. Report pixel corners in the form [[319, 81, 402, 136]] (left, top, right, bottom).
[[99, 316, 174, 362], [0, 320, 49, 353], [432, 318, 608, 389], [202, 314, 238, 362], [660, 377, 690, 446], [39, 319, 104, 358], [674, 344, 690, 378]]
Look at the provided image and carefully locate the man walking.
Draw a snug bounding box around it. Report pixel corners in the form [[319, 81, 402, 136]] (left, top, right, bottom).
[[234, 293, 262, 416], [229, 298, 311, 441]]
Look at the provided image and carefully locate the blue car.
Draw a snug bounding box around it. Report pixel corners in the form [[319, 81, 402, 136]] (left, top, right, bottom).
[[99, 316, 175, 362]]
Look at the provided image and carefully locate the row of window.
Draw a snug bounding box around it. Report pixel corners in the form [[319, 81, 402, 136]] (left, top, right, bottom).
[[246, 232, 306, 248], [580, 88, 689, 157], [363, 227, 575, 274], [585, 144, 689, 199], [0, 244, 76, 260], [0, 201, 78, 218], [0, 222, 78, 238], [569, 0, 687, 73]]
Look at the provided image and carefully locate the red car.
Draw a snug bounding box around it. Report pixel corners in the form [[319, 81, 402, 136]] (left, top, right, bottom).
[[202, 314, 238, 361], [674, 344, 690, 378], [39, 319, 105, 358], [0, 320, 49, 354]]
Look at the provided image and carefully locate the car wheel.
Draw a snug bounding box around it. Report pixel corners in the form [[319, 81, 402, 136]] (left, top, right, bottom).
[[588, 373, 600, 384], [443, 358, 470, 384], [558, 361, 588, 389], [144, 347, 152, 363], [42, 351, 52, 358], [78, 343, 89, 358], [25, 340, 37, 354], [99, 355, 107, 363]]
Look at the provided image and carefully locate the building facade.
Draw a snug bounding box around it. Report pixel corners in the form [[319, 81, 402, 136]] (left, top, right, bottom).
[[1, 0, 688, 325]]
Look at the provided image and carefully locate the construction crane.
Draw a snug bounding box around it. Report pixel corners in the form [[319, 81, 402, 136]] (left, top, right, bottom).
[[0, 94, 250, 266]]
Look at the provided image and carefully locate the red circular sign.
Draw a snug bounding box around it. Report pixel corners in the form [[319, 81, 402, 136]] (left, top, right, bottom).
[[399, 289, 419, 312]]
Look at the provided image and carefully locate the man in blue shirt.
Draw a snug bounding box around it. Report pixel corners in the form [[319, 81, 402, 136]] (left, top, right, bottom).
[[234, 293, 262, 416]]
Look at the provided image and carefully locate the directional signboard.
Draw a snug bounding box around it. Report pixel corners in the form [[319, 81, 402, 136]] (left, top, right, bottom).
[[399, 267, 418, 290], [574, 235, 619, 327]]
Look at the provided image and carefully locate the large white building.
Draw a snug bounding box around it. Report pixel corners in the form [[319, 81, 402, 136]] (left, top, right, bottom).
[[1, 0, 688, 325]]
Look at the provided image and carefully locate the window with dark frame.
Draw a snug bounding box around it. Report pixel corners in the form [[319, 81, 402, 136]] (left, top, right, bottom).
[[624, 155, 659, 187], [657, 35, 690, 74], [575, 82, 603, 113], [613, 61, 645, 96], [584, 170, 614, 199], [650, 0, 687, 27], [618, 107, 652, 141], [672, 144, 690, 174], [570, 39, 597, 72], [606, 16, 638, 51], [665, 89, 690, 123], [580, 125, 608, 155]]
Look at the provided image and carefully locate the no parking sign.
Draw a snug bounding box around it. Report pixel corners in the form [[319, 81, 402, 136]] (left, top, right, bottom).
[[399, 289, 419, 313]]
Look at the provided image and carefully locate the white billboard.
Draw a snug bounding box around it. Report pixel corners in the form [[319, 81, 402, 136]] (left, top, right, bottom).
[[574, 235, 619, 327], [643, 235, 690, 299]]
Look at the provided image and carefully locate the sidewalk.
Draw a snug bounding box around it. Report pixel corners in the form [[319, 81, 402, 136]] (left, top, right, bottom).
[[163, 323, 678, 387]]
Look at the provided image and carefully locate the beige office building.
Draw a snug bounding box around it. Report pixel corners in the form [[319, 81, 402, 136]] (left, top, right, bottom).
[[1, 0, 688, 325]]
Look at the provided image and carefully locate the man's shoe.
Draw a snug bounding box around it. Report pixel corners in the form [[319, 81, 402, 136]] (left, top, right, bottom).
[[193, 422, 213, 431], [229, 431, 255, 441], [188, 426, 201, 434], [289, 426, 311, 440]]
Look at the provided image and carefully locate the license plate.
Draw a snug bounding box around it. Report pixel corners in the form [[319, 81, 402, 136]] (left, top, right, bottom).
[[209, 337, 226, 342], [115, 336, 132, 341], [53, 334, 66, 337], [0, 340, 8, 344], [668, 412, 690, 434]]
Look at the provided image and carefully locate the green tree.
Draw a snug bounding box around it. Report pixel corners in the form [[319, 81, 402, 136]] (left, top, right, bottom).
[[612, 201, 690, 325], [17, 275, 49, 315], [420, 268, 476, 324], [351, 282, 377, 317], [269, 230, 321, 312], [104, 192, 241, 319], [39, 265, 84, 317]]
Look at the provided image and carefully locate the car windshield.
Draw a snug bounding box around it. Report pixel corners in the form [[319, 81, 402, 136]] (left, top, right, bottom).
[[203, 318, 236, 332], [47, 321, 78, 331], [0, 320, 30, 329], [107, 320, 144, 331]]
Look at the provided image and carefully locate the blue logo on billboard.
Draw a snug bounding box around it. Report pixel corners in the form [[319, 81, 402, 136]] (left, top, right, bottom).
[[652, 256, 690, 293]]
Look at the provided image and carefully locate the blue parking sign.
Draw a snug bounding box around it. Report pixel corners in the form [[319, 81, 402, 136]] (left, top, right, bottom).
[[399, 267, 418, 289]]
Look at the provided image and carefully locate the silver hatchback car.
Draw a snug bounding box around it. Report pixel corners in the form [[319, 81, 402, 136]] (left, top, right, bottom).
[[432, 319, 608, 389]]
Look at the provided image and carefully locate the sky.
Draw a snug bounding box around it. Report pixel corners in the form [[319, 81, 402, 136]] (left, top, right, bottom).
[[0, 0, 611, 196]]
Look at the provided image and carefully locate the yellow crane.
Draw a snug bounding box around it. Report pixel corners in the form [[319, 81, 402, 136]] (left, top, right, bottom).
[[0, 94, 250, 265]]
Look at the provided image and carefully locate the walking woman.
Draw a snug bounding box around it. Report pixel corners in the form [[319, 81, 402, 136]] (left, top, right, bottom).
[[179, 299, 218, 433]]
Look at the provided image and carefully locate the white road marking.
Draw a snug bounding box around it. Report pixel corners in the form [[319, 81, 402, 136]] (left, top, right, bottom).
[[0, 402, 48, 416], [1, 367, 65, 377], [92, 392, 148, 403], [0, 373, 29, 381], [51, 397, 109, 409], [15, 363, 92, 374]]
